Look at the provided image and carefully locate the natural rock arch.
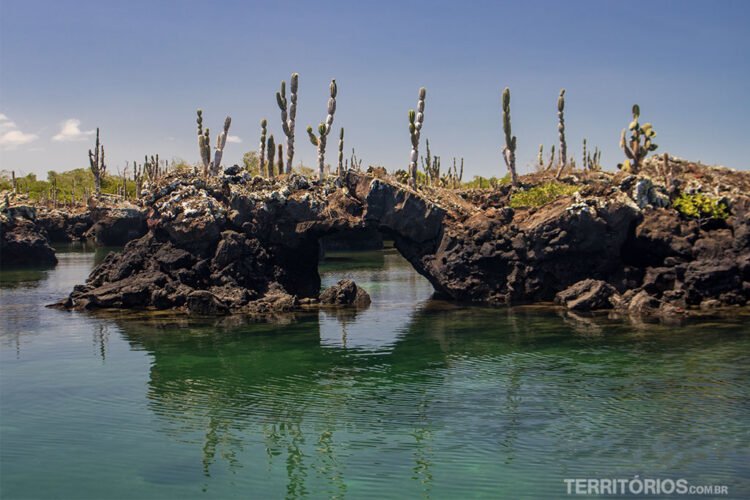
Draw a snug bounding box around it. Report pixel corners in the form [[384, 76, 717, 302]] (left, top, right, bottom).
[[60, 165, 750, 316]]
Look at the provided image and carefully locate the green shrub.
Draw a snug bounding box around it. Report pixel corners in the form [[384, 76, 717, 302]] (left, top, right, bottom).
[[509, 182, 578, 208], [462, 174, 511, 189], [673, 193, 729, 220]]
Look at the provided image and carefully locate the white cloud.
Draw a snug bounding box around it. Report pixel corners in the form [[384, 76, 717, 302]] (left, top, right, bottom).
[[0, 114, 39, 150], [52, 118, 95, 142], [226, 135, 242, 144]]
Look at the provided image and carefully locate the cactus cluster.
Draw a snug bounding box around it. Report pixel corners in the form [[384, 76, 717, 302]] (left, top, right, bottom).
[[408, 87, 427, 189], [445, 157, 464, 188], [350, 148, 363, 171], [276, 73, 299, 174], [132, 161, 143, 197], [306, 79, 338, 181], [144, 154, 162, 181], [196, 110, 232, 176], [501, 88, 519, 187], [620, 104, 657, 174], [88, 128, 106, 198], [582, 139, 602, 171], [555, 89, 567, 179], [421, 139, 440, 186], [212, 116, 231, 176]]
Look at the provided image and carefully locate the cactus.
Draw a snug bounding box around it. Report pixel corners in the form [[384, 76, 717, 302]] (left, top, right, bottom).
[[555, 89, 567, 179], [337, 127, 345, 176], [306, 79, 337, 181], [259, 119, 268, 177], [547, 145, 555, 171], [501, 88, 518, 187], [538, 144, 544, 171], [582, 138, 587, 171], [276, 143, 284, 176], [132, 160, 143, 197], [266, 135, 275, 177], [620, 104, 657, 174], [88, 128, 106, 198], [408, 87, 426, 189], [212, 116, 232, 175], [197, 110, 210, 175], [277, 73, 299, 174]]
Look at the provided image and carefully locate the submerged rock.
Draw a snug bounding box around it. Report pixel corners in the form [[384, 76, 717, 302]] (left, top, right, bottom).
[[319, 279, 372, 307], [555, 279, 618, 311]]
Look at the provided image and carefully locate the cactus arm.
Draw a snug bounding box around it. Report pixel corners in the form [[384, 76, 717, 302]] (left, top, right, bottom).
[[307, 126, 318, 146]]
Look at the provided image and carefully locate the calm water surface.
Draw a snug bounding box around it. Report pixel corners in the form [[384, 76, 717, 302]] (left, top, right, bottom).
[[1, 246, 749, 499]]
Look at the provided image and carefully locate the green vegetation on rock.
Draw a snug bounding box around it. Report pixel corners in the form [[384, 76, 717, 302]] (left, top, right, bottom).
[[510, 181, 578, 208], [673, 193, 729, 221]]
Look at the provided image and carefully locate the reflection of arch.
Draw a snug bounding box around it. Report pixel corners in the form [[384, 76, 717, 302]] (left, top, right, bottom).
[[115, 303, 694, 494]]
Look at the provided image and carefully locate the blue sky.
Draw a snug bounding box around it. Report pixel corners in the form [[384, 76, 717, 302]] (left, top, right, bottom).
[[1, 0, 748, 178]]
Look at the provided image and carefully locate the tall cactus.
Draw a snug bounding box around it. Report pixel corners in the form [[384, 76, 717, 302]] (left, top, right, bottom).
[[212, 116, 232, 175], [197, 110, 211, 175], [555, 89, 567, 179], [306, 79, 337, 181], [259, 119, 268, 177], [276, 73, 299, 174], [582, 138, 588, 170], [620, 104, 657, 174], [501, 88, 518, 187], [88, 128, 106, 198], [408, 87, 426, 189], [266, 135, 275, 177], [337, 127, 345, 176]]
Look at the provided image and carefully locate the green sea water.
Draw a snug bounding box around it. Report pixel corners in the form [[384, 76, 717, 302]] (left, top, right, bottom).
[[1, 246, 749, 499]]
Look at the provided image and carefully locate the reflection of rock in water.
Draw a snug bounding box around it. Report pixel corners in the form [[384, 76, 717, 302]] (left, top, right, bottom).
[[112, 303, 728, 493]]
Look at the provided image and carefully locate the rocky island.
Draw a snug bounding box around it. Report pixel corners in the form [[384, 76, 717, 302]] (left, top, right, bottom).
[[44, 155, 748, 318]]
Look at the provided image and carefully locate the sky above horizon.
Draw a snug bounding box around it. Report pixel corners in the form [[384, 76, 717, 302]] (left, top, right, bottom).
[[1, 0, 749, 179]]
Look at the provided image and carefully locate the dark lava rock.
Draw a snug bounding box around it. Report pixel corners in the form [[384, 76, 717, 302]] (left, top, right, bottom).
[[1, 207, 57, 267], [223, 164, 241, 176], [86, 207, 147, 246], [57, 164, 750, 318], [186, 290, 229, 315], [319, 279, 371, 307], [37, 210, 94, 243], [555, 279, 618, 311]]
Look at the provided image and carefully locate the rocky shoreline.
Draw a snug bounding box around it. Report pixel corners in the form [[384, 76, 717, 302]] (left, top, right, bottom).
[[45, 158, 749, 318], [1, 203, 148, 266]]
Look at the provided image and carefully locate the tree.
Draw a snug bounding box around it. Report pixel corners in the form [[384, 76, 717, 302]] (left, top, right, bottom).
[[243, 151, 261, 176]]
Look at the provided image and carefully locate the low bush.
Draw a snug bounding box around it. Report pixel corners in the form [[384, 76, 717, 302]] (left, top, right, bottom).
[[673, 193, 729, 220], [509, 182, 578, 208]]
